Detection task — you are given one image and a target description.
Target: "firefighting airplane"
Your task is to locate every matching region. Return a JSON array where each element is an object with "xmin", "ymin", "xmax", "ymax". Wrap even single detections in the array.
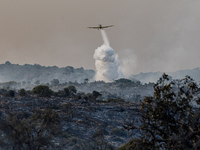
[{"xmin": 88, "ymin": 24, "xmax": 114, "ymax": 30}]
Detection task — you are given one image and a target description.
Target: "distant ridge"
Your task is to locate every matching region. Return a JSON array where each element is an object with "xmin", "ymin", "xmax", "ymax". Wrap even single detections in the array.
[
  {"xmin": 1, "ymin": 61, "xmax": 200, "ymax": 84},
  {"xmin": 130, "ymin": 67, "xmax": 200, "ymax": 83},
  {"xmin": 0, "ymin": 61, "xmax": 95, "ymax": 83}
]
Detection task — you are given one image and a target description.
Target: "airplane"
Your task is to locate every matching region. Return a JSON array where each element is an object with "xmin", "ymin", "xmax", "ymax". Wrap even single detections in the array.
[{"xmin": 88, "ymin": 24, "xmax": 114, "ymax": 30}]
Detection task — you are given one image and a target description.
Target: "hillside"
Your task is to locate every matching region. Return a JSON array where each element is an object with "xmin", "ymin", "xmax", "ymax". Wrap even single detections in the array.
[
  {"xmin": 0, "ymin": 87, "xmax": 138, "ymax": 149},
  {"xmin": 1, "ymin": 61, "xmax": 200, "ymax": 87},
  {"xmin": 0, "ymin": 61, "xmax": 95, "ymax": 83},
  {"xmin": 131, "ymin": 67, "xmax": 200, "ymax": 83}
]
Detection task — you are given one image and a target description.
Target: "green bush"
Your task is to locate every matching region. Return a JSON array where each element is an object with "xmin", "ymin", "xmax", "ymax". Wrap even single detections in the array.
[
  {"xmin": 4, "ymin": 90, "xmax": 15, "ymax": 97},
  {"xmin": 32, "ymin": 85, "xmax": 53, "ymax": 97},
  {"xmin": 19, "ymin": 88, "xmax": 26, "ymax": 96}
]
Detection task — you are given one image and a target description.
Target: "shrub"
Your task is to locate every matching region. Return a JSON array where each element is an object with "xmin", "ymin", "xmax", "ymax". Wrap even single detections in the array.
[
  {"xmin": 56, "ymin": 90, "xmax": 66, "ymax": 97},
  {"xmin": 64, "ymin": 87, "xmax": 70, "ymax": 96},
  {"xmin": 68, "ymin": 85, "xmax": 77, "ymax": 94},
  {"xmin": 0, "ymin": 109, "xmax": 60, "ymax": 150},
  {"xmin": 5, "ymin": 90, "xmax": 15, "ymax": 97},
  {"xmin": 92, "ymin": 90, "xmax": 102, "ymax": 99},
  {"xmin": 32, "ymin": 85, "xmax": 53, "ymax": 97},
  {"xmin": 19, "ymin": 88, "xmax": 26, "ymax": 96}
]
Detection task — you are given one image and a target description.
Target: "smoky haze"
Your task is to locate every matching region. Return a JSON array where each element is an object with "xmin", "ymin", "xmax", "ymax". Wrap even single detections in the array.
[{"xmin": 0, "ymin": 0, "xmax": 200, "ymax": 75}]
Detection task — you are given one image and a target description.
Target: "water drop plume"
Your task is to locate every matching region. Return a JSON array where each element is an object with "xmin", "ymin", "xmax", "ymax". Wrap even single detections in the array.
[{"xmin": 93, "ymin": 30, "xmax": 124, "ymax": 82}]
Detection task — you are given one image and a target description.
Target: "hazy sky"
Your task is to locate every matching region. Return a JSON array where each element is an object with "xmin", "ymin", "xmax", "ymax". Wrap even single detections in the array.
[{"xmin": 0, "ymin": 0, "xmax": 200, "ymax": 75}]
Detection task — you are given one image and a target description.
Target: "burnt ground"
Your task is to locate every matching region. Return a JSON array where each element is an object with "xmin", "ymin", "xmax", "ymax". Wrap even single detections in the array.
[{"xmin": 0, "ymin": 95, "xmax": 140, "ymax": 149}]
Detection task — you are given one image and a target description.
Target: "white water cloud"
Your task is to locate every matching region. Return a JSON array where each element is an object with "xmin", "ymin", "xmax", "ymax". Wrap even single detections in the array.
[{"xmin": 93, "ymin": 30, "xmax": 124, "ymax": 82}]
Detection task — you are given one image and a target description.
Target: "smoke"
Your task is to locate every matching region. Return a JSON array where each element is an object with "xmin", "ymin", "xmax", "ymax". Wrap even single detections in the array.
[
  {"xmin": 93, "ymin": 30, "xmax": 124, "ymax": 82},
  {"xmin": 120, "ymin": 49, "xmax": 137, "ymax": 78}
]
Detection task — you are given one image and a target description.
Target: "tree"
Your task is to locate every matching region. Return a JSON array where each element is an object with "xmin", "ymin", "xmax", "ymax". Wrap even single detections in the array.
[
  {"xmin": 68, "ymin": 85, "xmax": 77, "ymax": 94},
  {"xmin": 19, "ymin": 88, "xmax": 26, "ymax": 96},
  {"xmin": 0, "ymin": 109, "xmax": 60, "ymax": 150},
  {"xmin": 123, "ymin": 74, "xmax": 200, "ymax": 149},
  {"xmin": 32, "ymin": 85, "xmax": 53, "ymax": 97},
  {"xmin": 64, "ymin": 87, "xmax": 70, "ymax": 96},
  {"xmin": 92, "ymin": 90, "xmax": 102, "ymax": 99},
  {"xmin": 5, "ymin": 90, "xmax": 15, "ymax": 97},
  {"xmin": 5, "ymin": 61, "xmax": 11, "ymax": 65},
  {"xmin": 115, "ymin": 78, "xmax": 132, "ymax": 83}
]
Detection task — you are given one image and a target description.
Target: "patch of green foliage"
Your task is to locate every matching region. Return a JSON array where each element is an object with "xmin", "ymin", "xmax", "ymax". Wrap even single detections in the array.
[
  {"xmin": 32, "ymin": 85, "xmax": 53, "ymax": 97},
  {"xmin": 4, "ymin": 90, "xmax": 15, "ymax": 97},
  {"xmin": 122, "ymin": 74, "xmax": 200, "ymax": 149},
  {"xmin": 18, "ymin": 88, "xmax": 26, "ymax": 96}
]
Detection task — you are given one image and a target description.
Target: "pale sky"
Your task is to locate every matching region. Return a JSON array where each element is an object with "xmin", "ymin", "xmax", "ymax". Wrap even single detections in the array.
[{"xmin": 0, "ymin": 0, "xmax": 200, "ymax": 75}]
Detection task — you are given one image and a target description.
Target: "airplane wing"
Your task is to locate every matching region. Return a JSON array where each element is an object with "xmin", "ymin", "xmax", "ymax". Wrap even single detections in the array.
[
  {"xmin": 87, "ymin": 27, "xmax": 100, "ymax": 29},
  {"xmin": 102, "ymin": 25, "xmax": 114, "ymax": 28},
  {"xmin": 87, "ymin": 25, "xmax": 114, "ymax": 29}
]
